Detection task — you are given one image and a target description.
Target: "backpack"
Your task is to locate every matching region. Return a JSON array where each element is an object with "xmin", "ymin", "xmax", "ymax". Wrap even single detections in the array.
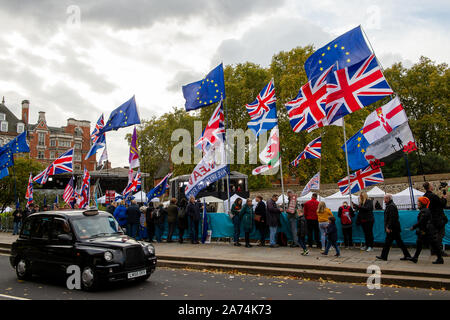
[{"xmin": 276, "ymin": 232, "xmax": 288, "ymax": 247}]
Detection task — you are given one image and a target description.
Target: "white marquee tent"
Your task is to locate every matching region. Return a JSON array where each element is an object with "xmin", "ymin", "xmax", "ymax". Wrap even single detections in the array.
[
  {"xmin": 392, "ymin": 187, "xmax": 424, "ymax": 207},
  {"xmin": 324, "ymin": 191, "xmax": 359, "ymax": 212},
  {"xmin": 97, "ymin": 192, "xmax": 122, "ymax": 204}
]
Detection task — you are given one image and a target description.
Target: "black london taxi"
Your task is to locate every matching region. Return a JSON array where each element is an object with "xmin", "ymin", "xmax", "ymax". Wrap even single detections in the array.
[{"xmin": 10, "ymin": 208, "xmax": 157, "ymax": 291}]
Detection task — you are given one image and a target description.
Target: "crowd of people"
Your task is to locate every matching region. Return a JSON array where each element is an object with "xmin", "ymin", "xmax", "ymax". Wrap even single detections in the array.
[{"xmin": 7, "ymin": 182, "xmax": 448, "ymax": 265}]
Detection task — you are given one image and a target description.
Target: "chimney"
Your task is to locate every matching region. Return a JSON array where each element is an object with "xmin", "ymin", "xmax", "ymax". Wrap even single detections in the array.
[
  {"xmin": 21, "ymin": 100, "xmax": 29, "ymax": 125},
  {"xmin": 38, "ymin": 111, "xmax": 46, "ymax": 124}
]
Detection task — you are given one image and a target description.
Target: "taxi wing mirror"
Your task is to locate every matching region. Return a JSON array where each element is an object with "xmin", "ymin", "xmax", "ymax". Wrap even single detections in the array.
[{"xmin": 57, "ymin": 234, "xmax": 73, "ymax": 242}]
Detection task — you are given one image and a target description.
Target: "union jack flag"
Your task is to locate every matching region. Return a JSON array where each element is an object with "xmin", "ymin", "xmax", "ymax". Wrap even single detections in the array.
[
  {"xmin": 123, "ymin": 171, "xmax": 142, "ymax": 197},
  {"xmin": 324, "ymin": 54, "xmax": 393, "ymax": 124},
  {"xmin": 291, "ymin": 136, "xmax": 322, "ymax": 167},
  {"xmin": 25, "ymin": 173, "xmax": 33, "ymax": 208},
  {"xmin": 85, "ymin": 114, "xmax": 106, "ymax": 160},
  {"xmin": 77, "ymin": 168, "xmax": 90, "ymax": 209},
  {"xmin": 286, "ymin": 66, "xmax": 334, "ymax": 133},
  {"xmin": 338, "ymin": 165, "xmax": 384, "ymax": 195},
  {"xmin": 246, "ymin": 79, "xmax": 278, "ymax": 138},
  {"xmin": 301, "ymin": 172, "xmax": 320, "ymax": 196},
  {"xmin": 33, "ymin": 148, "xmax": 74, "ymax": 184},
  {"xmin": 195, "ymin": 100, "xmax": 225, "ymax": 152},
  {"xmin": 63, "ymin": 176, "xmax": 76, "ymax": 209}
]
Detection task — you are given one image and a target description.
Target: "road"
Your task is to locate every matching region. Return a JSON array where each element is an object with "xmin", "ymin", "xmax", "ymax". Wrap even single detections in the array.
[{"xmin": 0, "ymin": 254, "xmax": 449, "ymax": 300}]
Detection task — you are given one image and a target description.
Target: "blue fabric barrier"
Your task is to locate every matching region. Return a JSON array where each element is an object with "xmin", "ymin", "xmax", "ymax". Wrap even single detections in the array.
[{"xmin": 140, "ymin": 210, "xmax": 450, "ymax": 245}]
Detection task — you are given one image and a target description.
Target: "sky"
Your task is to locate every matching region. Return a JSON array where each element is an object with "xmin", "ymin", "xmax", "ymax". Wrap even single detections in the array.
[{"xmin": 0, "ymin": 0, "xmax": 448, "ymax": 167}]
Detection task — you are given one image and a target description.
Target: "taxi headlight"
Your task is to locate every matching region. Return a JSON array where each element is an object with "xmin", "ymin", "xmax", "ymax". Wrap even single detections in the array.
[
  {"xmin": 104, "ymin": 251, "xmax": 113, "ymax": 262},
  {"xmin": 147, "ymin": 245, "xmax": 155, "ymax": 255}
]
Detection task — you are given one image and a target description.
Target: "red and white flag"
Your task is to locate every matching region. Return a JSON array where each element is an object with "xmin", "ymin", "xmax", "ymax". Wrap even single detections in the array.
[{"xmin": 362, "ymin": 97, "xmax": 408, "ymax": 144}]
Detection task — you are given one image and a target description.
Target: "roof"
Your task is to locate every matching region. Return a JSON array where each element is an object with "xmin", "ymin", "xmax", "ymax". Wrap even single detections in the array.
[
  {"xmin": 0, "ymin": 102, "xmax": 22, "ymax": 134},
  {"xmin": 29, "ymin": 209, "xmax": 109, "ymax": 219}
]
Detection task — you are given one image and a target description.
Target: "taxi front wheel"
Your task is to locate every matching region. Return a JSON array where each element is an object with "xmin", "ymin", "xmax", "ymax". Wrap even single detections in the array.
[
  {"xmin": 16, "ymin": 258, "xmax": 32, "ymax": 280},
  {"xmin": 81, "ymin": 266, "xmax": 99, "ymax": 291}
]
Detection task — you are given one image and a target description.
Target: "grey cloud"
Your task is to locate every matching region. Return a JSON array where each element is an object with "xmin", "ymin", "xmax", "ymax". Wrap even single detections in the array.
[
  {"xmin": 166, "ymin": 70, "xmax": 204, "ymax": 92},
  {"xmin": 0, "ymin": 0, "xmax": 286, "ymax": 30},
  {"xmin": 378, "ymin": 52, "xmax": 413, "ymax": 69},
  {"xmin": 213, "ymin": 18, "xmax": 331, "ymax": 67}
]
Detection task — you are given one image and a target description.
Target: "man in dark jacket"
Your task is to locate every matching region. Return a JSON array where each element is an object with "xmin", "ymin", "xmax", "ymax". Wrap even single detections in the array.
[
  {"xmin": 423, "ymin": 182, "xmax": 448, "ymax": 257},
  {"xmin": 377, "ymin": 194, "xmax": 411, "ymax": 261},
  {"xmin": 166, "ymin": 198, "xmax": 178, "ymax": 242},
  {"xmin": 186, "ymin": 196, "xmax": 202, "ymax": 244},
  {"xmin": 154, "ymin": 204, "xmax": 167, "ymax": 243},
  {"xmin": 126, "ymin": 200, "xmax": 140, "ymax": 238},
  {"xmin": 145, "ymin": 203, "xmax": 155, "ymax": 242},
  {"xmin": 177, "ymin": 198, "xmax": 189, "ymax": 244},
  {"xmin": 254, "ymin": 196, "xmax": 267, "ymax": 246},
  {"xmin": 106, "ymin": 201, "xmax": 117, "ymax": 215},
  {"xmin": 266, "ymin": 195, "xmax": 281, "ymax": 248}
]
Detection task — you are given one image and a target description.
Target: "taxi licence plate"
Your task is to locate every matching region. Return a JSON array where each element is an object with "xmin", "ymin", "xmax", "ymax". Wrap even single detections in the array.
[{"xmin": 127, "ymin": 269, "xmax": 147, "ymax": 279}]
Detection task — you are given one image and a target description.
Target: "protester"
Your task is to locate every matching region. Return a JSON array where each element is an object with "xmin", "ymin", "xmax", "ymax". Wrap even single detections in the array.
[
  {"xmin": 154, "ymin": 204, "xmax": 167, "ymax": 243},
  {"xmin": 145, "ymin": 202, "xmax": 155, "ymax": 242},
  {"xmin": 297, "ymin": 206, "xmax": 309, "ymax": 256},
  {"xmin": 231, "ymin": 198, "xmax": 243, "ymax": 246},
  {"xmin": 321, "ymin": 216, "xmax": 340, "ymax": 257},
  {"xmin": 353, "ymin": 191, "xmax": 374, "ymax": 252},
  {"xmin": 254, "ymin": 196, "xmax": 267, "ymax": 246},
  {"xmin": 338, "ymin": 201, "xmax": 355, "ymax": 249},
  {"xmin": 375, "ymin": 200, "xmax": 383, "ymax": 210},
  {"xmin": 303, "ymin": 193, "xmax": 321, "ymax": 249},
  {"xmin": 408, "ymin": 197, "xmax": 444, "ymax": 264},
  {"xmin": 423, "ymin": 182, "xmax": 448, "ymax": 257},
  {"xmin": 113, "ymin": 201, "xmax": 128, "ymax": 232},
  {"xmin": 317, "ymin": 201, "xmax": 333, "ymax": 251},
  {"xmin": 186, "ymin": 196, "xmax": 201, "ymax": 244},
  {"xmin": 139, "ymin": 206, "xmax": 147, "ymax": 240},
  {"xmin": 12, "ymin": 208, "xmax": 23, "ymax": 235},
  {"xmin": 106, "ymin": 201, "xmax": 117, "ymax": 215},
  {"xmin": 266, "ymin": 194, "xmax": 281, "ymax": 248},
  {"xmin": 239, "ymin": 198, "xmax": 255, "ymax": 248},
  {"xmin": 376, "ymin": 194, "xmax": 411, "ymax": 261},
  {"xmin": 177, "ymin": 198, "xmax": 189, "ymax": 244},
  {"xmin": 126, "ymin": 200, "xmax": 141, "ymax": 239},
  {"xmin": 166, "ymin": 198, "xmax": 178, "ymax": 243},
  {"xmin": 286, "ymin": 190, "xmax": 300, "ymax": 248}
]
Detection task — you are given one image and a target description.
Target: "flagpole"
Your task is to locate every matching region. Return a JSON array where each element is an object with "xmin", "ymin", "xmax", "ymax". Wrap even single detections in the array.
[
  {"xmin": 342, "ymin": 117, "xmax": 353, "ymax": 205},
  {"xmin": 223, "ymin": 97, "xmax": 231, "ymax": 214}
]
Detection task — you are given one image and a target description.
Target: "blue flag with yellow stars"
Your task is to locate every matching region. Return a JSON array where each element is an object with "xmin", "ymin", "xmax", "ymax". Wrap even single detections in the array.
[
  {"xmin": 0, "ymin": 131, "xmax": 30, "ymax": 156},
  {"xmin": 0, "ymin": 168, "xmax": 8, "ymax": 180},
  {"xmin": 182, "ymin": 63, "xmax": 226, "ymax": 111},
  {"xmin": 342, "ymin": 129, "xmax": 370, "ymax": 171},
  {"xmin": 99, "ymin": 96, "xmax": 141, "ymax": 134},
  {"xmin": 0, "ymin": 149, "xmax": 13, "ymax": 172},
  {"xmin": 304, "ymin": 26, "xmax": 371, "ymax": 81},
  {"xmin": 146, "ymin": 173, "xmax": 172, "ymax": 202}
]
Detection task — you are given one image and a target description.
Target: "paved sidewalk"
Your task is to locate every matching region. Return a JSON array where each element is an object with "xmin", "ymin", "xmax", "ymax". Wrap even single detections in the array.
[{"xmin": 2, "ymin": 232, "xmax": 449, "ymax": 286}]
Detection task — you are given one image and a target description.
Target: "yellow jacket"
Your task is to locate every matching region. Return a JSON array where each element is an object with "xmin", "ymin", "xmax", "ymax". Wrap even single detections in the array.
[{"xmin": 317, "ymin": 208, "xmax": 333, "ymax": 223}]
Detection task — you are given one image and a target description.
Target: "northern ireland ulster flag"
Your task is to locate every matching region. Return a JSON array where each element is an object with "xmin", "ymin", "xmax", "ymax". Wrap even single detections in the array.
[{"xmin": 362, "ymin": 97, "xmax": 408, "ymax": 144}]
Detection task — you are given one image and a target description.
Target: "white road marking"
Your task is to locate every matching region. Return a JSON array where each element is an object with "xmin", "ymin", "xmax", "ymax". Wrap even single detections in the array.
[{"xmin": 0, "ymin": 293, "xmax": 30, "ymax": 300}]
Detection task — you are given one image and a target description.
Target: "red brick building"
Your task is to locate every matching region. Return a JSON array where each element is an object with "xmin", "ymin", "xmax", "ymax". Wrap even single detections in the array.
[{"xmin": 0, "ymin": 98, "xmax": 95, "ymax": 171}]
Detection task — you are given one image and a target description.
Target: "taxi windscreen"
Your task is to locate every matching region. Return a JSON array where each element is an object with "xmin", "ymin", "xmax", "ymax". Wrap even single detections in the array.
[{"xmin": 71, "ymin": 215, "xmax": 123, "ymax": 239}]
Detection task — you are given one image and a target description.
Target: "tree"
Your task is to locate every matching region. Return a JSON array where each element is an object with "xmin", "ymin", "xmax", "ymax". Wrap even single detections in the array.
[{"xmin": 0, "ymin": 157, "xmax": 44, "ymax": 210}]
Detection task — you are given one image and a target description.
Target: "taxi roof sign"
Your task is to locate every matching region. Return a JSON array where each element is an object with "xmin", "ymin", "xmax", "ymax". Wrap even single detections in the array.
[{"xmin": 83, "ymin": 207, "xmax": 99, "ymax": 216}]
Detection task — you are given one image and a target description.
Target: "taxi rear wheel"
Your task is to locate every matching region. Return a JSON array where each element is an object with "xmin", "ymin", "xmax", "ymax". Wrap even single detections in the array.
[
  {"xmin": 15, "ymin": 258, "xmax": 32, "ymax": 280},
  {"xmin": 81, "ymin": 266, "xmax": 99, "ymax": 291}
]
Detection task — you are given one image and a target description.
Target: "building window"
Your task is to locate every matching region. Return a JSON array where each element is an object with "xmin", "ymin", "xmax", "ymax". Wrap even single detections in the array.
[
  {"xmin": 74, "ymin": 143, "xmax": 81, "ymax": 150},
  {"xmin": 17, "ymin": 123, "xmax": 25, "ymax": 133},
  {"xmin": 74, "ymin": 153, "xmax": 81, "ymax": 161},
  {"xmin": 0, "ymin": 113, "xmax": 5, "ymax": 121},
  {"xmin": 0, "ymin": 121, "xmax": 8, "ymax": 132},
  {"xmin": 38, "ymin": 133, "xmax": 46, "ymax": 146},
  {"xmin": 38, "ymin": 151, "xmax": 45, "ymax": 159},
  {"xmin": 50, "ymin": 151, "xmax": 55, "ymax": 159},
  {"xmin": 59, "ymin": 140, "xmax": 71, "ymax": 148},
  {"xmin": 50, "ymin": 139, "xmax": 56, "ymax": 147},
  {"xmin": 74, "ymin": 164, "xmax": 81, "ymax": 170}
]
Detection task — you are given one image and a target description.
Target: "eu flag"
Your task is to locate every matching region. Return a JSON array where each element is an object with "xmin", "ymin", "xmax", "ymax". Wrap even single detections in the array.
[
  {"xmin": 146, "ymin": 173, "xmax": 172, "ymax": 202},
  {"xmin": 0, "ymin": 168, "xmax": 8, "ymax": 180},
  {"xmin": 0, "ymin": 131, "xmax": 30, "ymax": 155},
  {"xmin": 182, "ymin": 64, "xmax": 226, "ymax": 111},
  {"xmin": 342, "ymin": 129, "xmax": 370, "ymax": 171},
  {"xmin": 0, "ymin": 150, "xmax": 13, "ymax": 171},
  {"xmin": 100, "ymin": 96, "xmax": 141, "ymax": 134},
  {"xmin": 304, "ymin": 26, "xmax": 371, "ymax": 80}
]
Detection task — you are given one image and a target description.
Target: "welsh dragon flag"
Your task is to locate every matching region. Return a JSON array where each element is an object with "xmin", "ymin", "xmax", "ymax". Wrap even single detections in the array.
[{"xmin": 252, "ymin": 126, "xmax": 280, "ymax": 175}]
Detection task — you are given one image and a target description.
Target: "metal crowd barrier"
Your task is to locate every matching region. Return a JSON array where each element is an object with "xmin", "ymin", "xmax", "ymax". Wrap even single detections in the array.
[{"xmin": 0, "ymin": 215, "xmax": 14, "ymax": 232}]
